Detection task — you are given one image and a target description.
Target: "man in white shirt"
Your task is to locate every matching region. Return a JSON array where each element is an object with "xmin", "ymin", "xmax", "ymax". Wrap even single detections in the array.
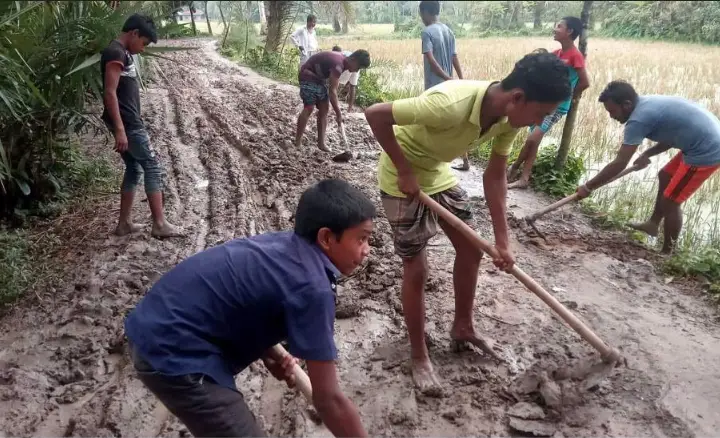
[
  {"xmin": 291, "ymin": 15, "xmax": 318, "ymax": 68},
  {"xmin": 332, "ymin": 46, "xmax": 360, "ymax": 110}
]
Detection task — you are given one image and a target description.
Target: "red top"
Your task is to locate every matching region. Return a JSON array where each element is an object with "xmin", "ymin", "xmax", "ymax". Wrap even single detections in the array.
[
  {"xmin": 553, "ymin": 46, "xmax": 585, "ymax": 69},
  {"xmin": 299, "ymin": 51, "xmax": 346, "ymax": 84}
]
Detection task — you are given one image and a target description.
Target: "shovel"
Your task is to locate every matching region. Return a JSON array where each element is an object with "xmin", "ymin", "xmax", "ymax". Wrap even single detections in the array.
[
  {"xmin": 418, "ymin": 192, "xmax": 622, "ymax": 366},
  {"xmin": 270, "ymin": 344, "xmax": 313, "ymax": 401},
  {"xmin": 525, "ymin": 165, "xmax": 642, "ymax": 223},
  {"xmin": 338, "ymin": 121, "xmax": 349, "ymax": 149}
]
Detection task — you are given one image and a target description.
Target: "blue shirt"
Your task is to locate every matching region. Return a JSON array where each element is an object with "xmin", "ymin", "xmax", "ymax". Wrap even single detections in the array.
[
  {"xmin": 421, "ymin": 23, "xmax": 456, "ymax": 90},
  {"xmin": 623, "ymin": 96, "xmax": 720, "ymax": 166},
  {"xmin": 124, "ymin": 231, "xmax": 339, "ymax": 391}
]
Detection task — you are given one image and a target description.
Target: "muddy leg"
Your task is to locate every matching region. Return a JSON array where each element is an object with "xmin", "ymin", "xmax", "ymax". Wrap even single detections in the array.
[
  {"xmin": 660, "ymin": 198, "xmax": 682, "ymax": 254},
  {"xmin": 509, "ymin": 128, "xmax": 544, "ymax": 190},
  {"xmin": 116, "ymin": 190, "xmax": 143, "ymax": 236},
  {"xmin": 629, "ymin": 169, "xmax": 670, "ymax": 237},
  {"xmin": 316, "ymin": 100, "xmax": 330, "ymax": 152},
  {"xmin": 439, "ymin": 220, "xmax": 502, "ymax": 360},
  {"xmin": 401, "ymin": 249, "xmax": 442, "ymax": 394},
  {"xmin": 295, "ymin": 106, "xmax": 314, "ymax": 148}
]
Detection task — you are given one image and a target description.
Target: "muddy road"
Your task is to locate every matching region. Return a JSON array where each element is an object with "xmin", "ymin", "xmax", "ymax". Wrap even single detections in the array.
[{"xmin": 1, "ymin": 39, "xmax": 719, "ymax": 437}]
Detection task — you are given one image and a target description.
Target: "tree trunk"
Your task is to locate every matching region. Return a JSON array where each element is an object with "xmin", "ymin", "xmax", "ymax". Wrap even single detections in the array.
[
  {"xmin": 189, "ymin": 1, "xmax": 197, "ymax": 36},
  {"xmin": 265, "ymin": 1, "xmax": 294, "ymax": 53},
  {"xmin": 342, "ymin": 14, "xmax": 349, "ymax": 34},
  {"xmin": 204, "ymin": 1, "xmax": 212, "ymax": 35},
  {"xmin": 534, "ymin": 1, "xmax": 544, "ymax": 29},
  {"xmin": 258, "ymin": 1, "xmax": 267, "ymax": 35},
  {"xmin": 555, "ymin": 0, "xmax": 593, "ymax": 170},
  {"xmin": 219, "ymin": 1, "xmax": 229, "ymax": 48},
  {"xmin": 333, "ymin": 12, "xmax": 342, "ymax": 33},
  {"xmin": 509, "ymin": 1, "xmax": 522, "ymax": 29}
]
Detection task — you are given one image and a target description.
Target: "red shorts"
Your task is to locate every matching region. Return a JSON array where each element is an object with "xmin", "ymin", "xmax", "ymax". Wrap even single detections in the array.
[{"xmin": 662, "ymin": 153, "xmax": 720, "ymax": 203}]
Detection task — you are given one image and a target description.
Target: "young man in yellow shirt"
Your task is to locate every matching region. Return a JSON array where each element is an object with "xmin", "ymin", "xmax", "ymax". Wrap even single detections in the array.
[{"xmin": 365, "ymin": 52, "xmax": 571, "ymax": 394}]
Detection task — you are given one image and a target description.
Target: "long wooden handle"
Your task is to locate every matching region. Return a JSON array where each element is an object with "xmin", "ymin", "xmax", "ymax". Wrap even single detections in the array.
[
  {"xmin": 270, "ymin": 344, "xmax": 313, "ymax": 402},
  {"xmin": 418, "ymin": 192, "xmax": 620, "ymax": 363},
  {"xmin": 526, "ymin": 165, "xmax": 642, "ymax": 222}
]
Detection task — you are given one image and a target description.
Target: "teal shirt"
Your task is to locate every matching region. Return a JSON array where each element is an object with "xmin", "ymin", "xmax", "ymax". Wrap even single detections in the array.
[{"xmin": 554, "ymin": 47, "xmax": 585, "ymax": 113}]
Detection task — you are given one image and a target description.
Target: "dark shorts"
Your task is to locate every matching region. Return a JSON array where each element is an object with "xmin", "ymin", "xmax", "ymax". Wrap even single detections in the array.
[
  {"xmin": 129, "ymin": 344, "xmax": 265, "ymax": 437},
  {"xmin": 380, "ymin": 185, "xmax": 473, "ymax": 258},
  {"xmin": 299, "ymin": 81, "xmax": 328, "ymax": 107}
]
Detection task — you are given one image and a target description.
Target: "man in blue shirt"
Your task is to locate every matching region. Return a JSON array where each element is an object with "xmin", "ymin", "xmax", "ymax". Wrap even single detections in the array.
[
  {"xmin": 125, "ymin": 179, "xmax": 376, "ymax": 437},
  {"xmin": 419, "ymin": 1, "xmax": 463, "ymax": 91},
  {"xmin": 576, "ymin": 80, "xmax": 720, "ymax": 253}
]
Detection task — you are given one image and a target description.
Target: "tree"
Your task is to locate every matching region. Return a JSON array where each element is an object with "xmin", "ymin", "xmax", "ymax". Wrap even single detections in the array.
[
  {"xmin": 204, "ymin": 1, "xmax": 212, "ymax": 35},
  {"xmin": 189, "ymin": 1, "xmax": 197, "ymax": 36},
  {"xmin": 258, "ymin": 1, "xmax": 267, "ymax": 34},
  {"xmin": 534, "ymin": 1, "xmax": 544, "ymax": 29},
  {"xmin": 555, "ymin": 1, "xmax": 593, "ymax": 170},
  {"xmin": 264, "ymin": 1, "xmax": 296, "ymax": 53}
]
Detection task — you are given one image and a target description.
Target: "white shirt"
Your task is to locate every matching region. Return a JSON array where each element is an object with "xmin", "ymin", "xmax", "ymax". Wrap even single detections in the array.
[
  {"xmin": 338, "ymin": 50, "xmax": 360, "ymax": 86},
  {"xmin": 291, "ymin": 26, "xmax": 318, "ymax": 66}
]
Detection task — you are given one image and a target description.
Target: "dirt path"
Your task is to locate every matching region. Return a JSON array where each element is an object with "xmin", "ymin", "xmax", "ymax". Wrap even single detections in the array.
[{"xmin": 1, "ymin": 39, "xmax": 719, "ymax": 437}]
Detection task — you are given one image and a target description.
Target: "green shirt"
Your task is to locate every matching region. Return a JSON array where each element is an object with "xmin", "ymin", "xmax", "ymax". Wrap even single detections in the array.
[{"xmin": 377, "ymin": 80, "xmax": 518, "ymax": 197}]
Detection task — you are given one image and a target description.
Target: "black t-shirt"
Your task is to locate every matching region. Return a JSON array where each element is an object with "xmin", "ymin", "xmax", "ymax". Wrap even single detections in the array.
[{"xmin": 101, "ymin": 40, "xmax": 143, "ymax": 131}]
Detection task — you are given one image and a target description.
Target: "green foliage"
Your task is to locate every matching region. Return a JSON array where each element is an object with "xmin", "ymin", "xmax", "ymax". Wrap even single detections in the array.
[
  {"xmin": 600, "ymin": 1, "xmax": 720, "ymax": 45},
  {"xmin": 0, "ymin": 229, "xmax": 30, "ymax": 309},
  {"xmin": 664, "ymin": 247, "xmax": 720, "ymax": 300},
  {"xmin": 354, "ymin": 68, "xmax": 395, "ymax": 107},
  {"xmin": 528, "ymin": 146, "xmax": 585, "ymax": 198}
]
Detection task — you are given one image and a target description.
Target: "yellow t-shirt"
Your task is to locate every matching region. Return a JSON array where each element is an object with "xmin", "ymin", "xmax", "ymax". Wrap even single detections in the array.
[{"xmin": 377, "ymin": 80, "xmax": 519, "ymax": 198}]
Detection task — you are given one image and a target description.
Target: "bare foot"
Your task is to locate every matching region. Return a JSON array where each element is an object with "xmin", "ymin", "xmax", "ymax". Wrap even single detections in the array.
[
  {"xmin": 627, "ymin": 221, "xmax": 659, "ymax": 237},
  {"xmin": 451, "ymin": 328, "xmax": 503, "ymax": 361},
  {"xmin": 411, "ymin": 358, "xmax": 443, "ymax": 397},
  {"xmin": 317, "ymin": 144, "xmax": 331, "ymax": 152},
  {"xmin": 507, "ymin": 165, "xmax": 520, "ymax": 182},
  {"xmin": 151, "ymin": 222, "xmax": 186, "ymax": 239},
  {"xmin": 508, "ymin": 179, "xmax": 530, "ymax": 190},
  {"xmin": 114, "ymin": 222, "xmax": 145, "ymax": 236},
  {"xmin": 294, "ymin": 139, "xmax": 302, "ymax": 148}
]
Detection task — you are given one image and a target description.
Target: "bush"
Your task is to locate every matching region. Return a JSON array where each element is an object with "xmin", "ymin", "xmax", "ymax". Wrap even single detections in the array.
[
  {"xmin": 527, "ymin": 146, "xmax": 585, "ymax": 198},
  {"xmin": 664, "ymin": 247, "xmax": 720, "ymax": 300},
  {"xmin": 355, "ymin": 69, "xmax": 395, "ymax": 108}
]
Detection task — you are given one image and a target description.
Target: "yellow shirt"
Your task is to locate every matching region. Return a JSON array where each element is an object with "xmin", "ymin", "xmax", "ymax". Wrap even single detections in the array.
[{"xmin": 377, "ymin": 80, "xmax": 519, "ymax": 198}]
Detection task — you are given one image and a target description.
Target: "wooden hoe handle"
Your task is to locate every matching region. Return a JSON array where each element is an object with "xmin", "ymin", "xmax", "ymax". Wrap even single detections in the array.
[
  {"xmin": 526, "ymin": 165, "xmax": 642, "ymax": 222},
  {"xmin": 418, "ymin": 192, "xmax": 620, "ymax": 363},
  {"xmin": 270, "ymin": 344, "xmax": 314, "ymax": 402}
]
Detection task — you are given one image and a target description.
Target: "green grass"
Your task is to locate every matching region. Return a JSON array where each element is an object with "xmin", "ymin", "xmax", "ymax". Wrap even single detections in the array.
[{"xmin": 0, "ymin": 230, "xmax": 31, "ymax": 309}]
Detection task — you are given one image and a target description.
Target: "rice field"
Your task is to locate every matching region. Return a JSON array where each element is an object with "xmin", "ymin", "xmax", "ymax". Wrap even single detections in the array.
[{"xmin": 318, "ymin": 36, "xmax": 720, "ymax": 249}]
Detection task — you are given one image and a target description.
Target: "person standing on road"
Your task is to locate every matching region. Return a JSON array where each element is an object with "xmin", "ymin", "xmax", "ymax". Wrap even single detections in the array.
[
  {"xmin": 364, "ymin": 52, "xmax": 570, "ymax": 395},
  {"xmin": 101, "ymin": 13, "xmax": 184, "ymax": 238},
  {"xmin": 418, "ymin": 1, "xmax": 470, "ymax": 171},
  {"xmin": 295, "ymin": 50, "xmax": 371, "ymax": 152},
  {"xmin": 332, "ymin": 45, "xmax": 361, "ymax": 111},
  {"xmin": 507, "ymin": 16, "xmax": 591, "ymax": 187},
  {"xmin": 291, "ymin": 14, "xmax": 319, "ymax": 69},
  {"xmin": 576, "ymin": 80, "xmax": 720, "ymax": 254},
  {"xmin": 125, "ymin": 179, "xmax": 374, "ymax": 438}
]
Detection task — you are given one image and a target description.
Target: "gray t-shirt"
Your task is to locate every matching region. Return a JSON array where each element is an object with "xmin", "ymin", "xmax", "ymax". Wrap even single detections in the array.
[
  {"xmin": 623, "ymin": 96, "xmax": 720, "ymax": 166},
  {"xmin": 421, "ymin": 23, "xmax": 456, "ymax": 91}
]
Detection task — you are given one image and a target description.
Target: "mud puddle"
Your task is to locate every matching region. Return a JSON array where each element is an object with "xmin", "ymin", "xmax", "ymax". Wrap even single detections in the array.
[{"xmin": 0, "ymin": 38, "xmax": 719, "ymax": 437}]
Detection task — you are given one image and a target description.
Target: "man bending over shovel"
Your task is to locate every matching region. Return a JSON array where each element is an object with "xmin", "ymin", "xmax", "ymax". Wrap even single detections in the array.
[
  {"xmin": 365, "ymin": 52, "xmax": 570, "ymax": 394},
  {"xmin": 125, "ymin": 179, "xmax": 373, "ymax": 437},
  {"xmin": 576, "ymin": 80, "xmax": 720, "ymax": 253},
  {"xmin": 295, "ymin": 50, "xmax": 371, "ymax": 152}
]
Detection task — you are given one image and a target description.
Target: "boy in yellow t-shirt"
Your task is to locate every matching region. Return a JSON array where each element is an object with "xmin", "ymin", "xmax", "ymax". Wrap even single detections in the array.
[{"xmin": 364, "ymin": 52, "xmax": 570, "ymax": 395}]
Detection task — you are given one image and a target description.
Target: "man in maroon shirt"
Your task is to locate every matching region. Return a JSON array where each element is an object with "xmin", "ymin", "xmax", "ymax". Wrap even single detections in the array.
[{"xmin": 295, "ymin": 50, "xmax": 371, "ymax": 152}]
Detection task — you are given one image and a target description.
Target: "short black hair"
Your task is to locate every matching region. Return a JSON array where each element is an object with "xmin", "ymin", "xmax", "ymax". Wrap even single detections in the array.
[
  {"xmin": 419, "ymin": 1, "xmax": 440, "ymax": 16},
  {"xmin": 501, "ymin": 52, "xmax": 571, "ymax": 103},
  {"xmin": 562, "ymin": 16, "xmax": 583, "ymax": 41},
  {"xmin": 122, "ymin": 13, "xmax": 158, "ymax": 44},
  {"xmin": 349, "ymin": 49, "xmax": 371, "ymax": 69},
  {"xmin": 598, "ymin": 80, "xmax": 639, "ymax": 105},
  {"xmin": 294, "ymin": 179, "xmax": 376, "ymax": 241},
  {"xmin": 332, "ymin": 45, "xmax": 342, "ymax": 52},
  {"xmin": 307, "ymin": 14, "xmax": 317, "ymax": 23}
]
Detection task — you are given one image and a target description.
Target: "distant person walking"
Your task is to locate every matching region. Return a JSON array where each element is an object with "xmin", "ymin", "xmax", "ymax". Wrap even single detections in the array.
[{"xmin": 291, "ymin": 15, "xmax": 318, "ymax": 69}]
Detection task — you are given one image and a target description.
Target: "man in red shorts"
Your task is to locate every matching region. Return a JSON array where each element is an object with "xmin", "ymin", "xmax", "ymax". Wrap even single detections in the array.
[
  {"xmin": 576, "ymin": 80, "xmax": 720, "ymax": 253},
  {"xmin": 294, "ymin": 50, "xmax": 370, "ymax": 152}
]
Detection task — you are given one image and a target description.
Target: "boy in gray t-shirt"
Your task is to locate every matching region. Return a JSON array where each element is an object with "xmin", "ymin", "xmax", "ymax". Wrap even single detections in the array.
[{"xmin": 419, "ymin": 1, "xmax": 463, "ymax": 91}]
